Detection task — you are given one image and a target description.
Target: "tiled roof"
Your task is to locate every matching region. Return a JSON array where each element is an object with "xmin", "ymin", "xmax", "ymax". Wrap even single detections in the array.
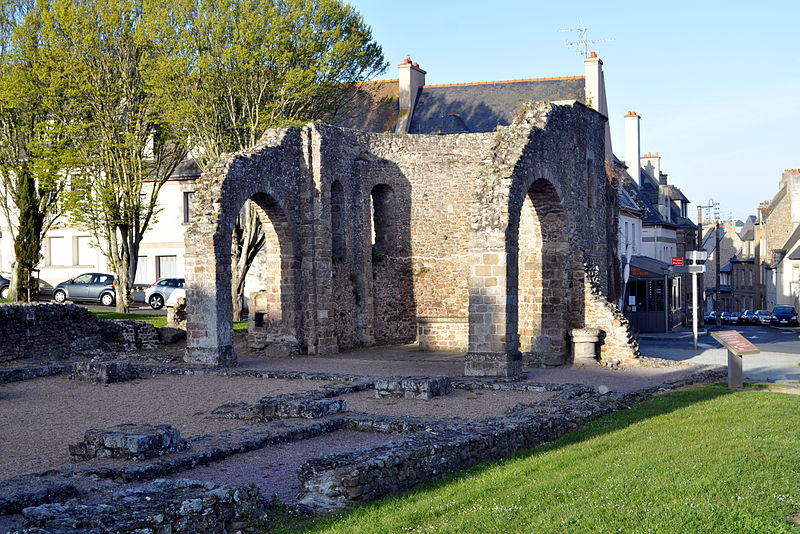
[{"xmin": 408, "ymin": 77, "xmax": 585, "ymax": 134}]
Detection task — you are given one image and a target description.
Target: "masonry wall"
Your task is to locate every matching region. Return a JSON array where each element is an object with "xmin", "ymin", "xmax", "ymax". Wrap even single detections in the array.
[{"xmin": 185, "ymin": 102, "xmax": 636, "ymax": 368}]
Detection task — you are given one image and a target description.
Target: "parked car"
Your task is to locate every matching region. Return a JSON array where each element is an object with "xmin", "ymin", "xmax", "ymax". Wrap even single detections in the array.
[
  {"xmin": 740, "ymin": 309, "xmax": 755, "ymax": 325},
  {"xmin": 0, "ymin": 272, "xmax": 9, "ymax": 299},
  {"xmin": 144, "ymin": 278, "xmax": 185, "ymax": 310},
  {"xmin": 770, "ymin": 305, "xmax": 799, "ymax": 327},
  {"xmin": 705, "ymin": 311, "xmax": 717, "ymax": 323},
  {"xmin": 52, "ymin": 273, "xmax": 116, "ymax": 306},
  {"xmin": 730, "ymin": 312, "xmax": 742, "ymax": 325},
  {"xmin": 720, "ymin": 311, "xmax": 732, "ymax": 324},
  {"xmin": 754, "ymin": 310, "xmax": 772, "ymax": 325}
]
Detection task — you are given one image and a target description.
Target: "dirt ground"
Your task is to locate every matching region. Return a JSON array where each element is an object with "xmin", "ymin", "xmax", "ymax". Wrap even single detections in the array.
[{"xmin": 0, "ymin": 374, "xmax": 336, "ymax": 479}]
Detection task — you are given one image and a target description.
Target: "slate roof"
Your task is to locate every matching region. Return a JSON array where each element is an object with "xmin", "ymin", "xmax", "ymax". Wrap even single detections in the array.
[
  {"xmin": 738, "ymin": 215, "xmax": 756, "ymax": 241},
  {"xmin": 628, "ymin": 254, "xmax": 671, "ymax": 277},
  {"xmin": 408, "ymin": 77, "xmax": 586, "ymax": 134},
  {"xmin": 781, "ymin": 224, "xmax": 800, "ymax": 261}
]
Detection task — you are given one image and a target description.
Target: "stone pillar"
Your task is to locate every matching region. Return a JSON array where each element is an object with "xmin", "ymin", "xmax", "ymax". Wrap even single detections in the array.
[
  {"xmin": 465, "ymin": 250, "xmax": 521, "ymax": 377},
  {"xmin": 570, "ymin": 327, "xmax": 601, "ymax": 366},
  {"xmin": 184, "ymin": 224, "xmax": 236, "ymax": 367}
]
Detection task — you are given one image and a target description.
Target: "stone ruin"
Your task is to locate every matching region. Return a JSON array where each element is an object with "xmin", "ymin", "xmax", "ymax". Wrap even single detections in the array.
[{"xmin": 184, "ymin": 100, "xmax": 639, "ymax": 374}]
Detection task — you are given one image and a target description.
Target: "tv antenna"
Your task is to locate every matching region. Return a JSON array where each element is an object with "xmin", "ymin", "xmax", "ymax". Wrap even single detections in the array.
[{"xmin": 558, "ymin": 22, "xmax": 614, "ymax": 57}]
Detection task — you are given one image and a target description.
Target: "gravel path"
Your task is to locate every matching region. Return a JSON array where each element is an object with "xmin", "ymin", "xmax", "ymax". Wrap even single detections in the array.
[
  {"xmin": 162, "ymin": 430, "xmax": 398, "ymax": 501},
  {"xmin": 0, "ymin": 374, "xmax": 334, "ymax": 480},
  {"xmin": 344, "ymin": 388, "xmax": 555, "ymax": 419}
]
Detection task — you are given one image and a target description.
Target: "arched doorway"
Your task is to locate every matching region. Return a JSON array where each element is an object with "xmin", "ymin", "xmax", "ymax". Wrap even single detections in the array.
[
  {"xmin": 243, "ymin": 192, "xmax": 301, "ymax": 354},
  {"xmin": 516, "ymin": 178, "xmax": 569, "ymax": 364}
]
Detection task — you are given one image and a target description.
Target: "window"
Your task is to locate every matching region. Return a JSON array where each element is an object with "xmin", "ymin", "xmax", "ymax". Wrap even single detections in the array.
[
  {"xmin": 183, "ymin": 191, "xmax": 195, "ymax": 223},
  {"xmin": 76, "ymin": 236, "xmax": 93, "ymax": 266},
  {"xmin": 73, "ymin": 273, "xmax": 93, "ymax": 284},
  {"xmin": 156, "ymin": 255, "xmax": 177, "ymax": 279},
  {"xmin": 47, "ymin": 236, "xmax": 70, "ymax": 266},
  {"xmin": 134, "ymin": 256, "xmax": 149, "ymax": 285}
]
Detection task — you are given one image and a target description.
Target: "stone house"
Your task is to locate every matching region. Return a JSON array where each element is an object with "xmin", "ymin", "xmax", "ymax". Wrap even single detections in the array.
[
  {"xmin": 616, "ymin": 112, "xmax": 697, "ymax": 332},
  {"xmin": 757, "ymin": 169, "xmax": 800, "ymax": 310}
]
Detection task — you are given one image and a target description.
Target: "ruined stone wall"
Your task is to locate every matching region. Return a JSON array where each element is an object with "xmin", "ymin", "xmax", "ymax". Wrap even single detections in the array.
[
  {"xmin": 185, "ymin": 103, "xmax": 635, "ymax": 368},
  {"xmin": 0, "ymin": 304, "xmax": 158, "ymax": 361}
]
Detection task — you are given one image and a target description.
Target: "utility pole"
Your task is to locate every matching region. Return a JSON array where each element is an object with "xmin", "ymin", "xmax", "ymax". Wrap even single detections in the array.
[
  {"xmin": 699, "ymin": 199, "xmax": 720, "ymax": 328},
  {"xmin": 716, "ymin": 216, "xmax": 721, "ymax": 328}
]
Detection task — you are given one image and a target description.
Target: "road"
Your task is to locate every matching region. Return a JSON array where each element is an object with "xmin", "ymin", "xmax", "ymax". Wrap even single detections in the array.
[{"xmin": 638, "ymin": 324, "xmax": 800, "ymax": 384}]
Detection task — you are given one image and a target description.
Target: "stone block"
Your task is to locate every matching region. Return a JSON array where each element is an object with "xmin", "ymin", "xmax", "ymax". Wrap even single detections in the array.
[
  {"xmin": 70, "ymin": 360, "xmax": 139, "ymax": 384},
  {"xmin": 374, "ymin": 376, "xmax": 451, "ymax": 400},
  {"xmin": 69, "ymin": 423, "xmax": 188, "ymax": 461}
]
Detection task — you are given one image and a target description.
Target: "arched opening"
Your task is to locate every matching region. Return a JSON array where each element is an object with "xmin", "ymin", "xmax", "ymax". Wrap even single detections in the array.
[
  {"xmin": 240, "ymin": 192, "xmax": 301, "ymax": 354},
  {"xmin": 370, "ymin": 184, "xmax": 394, "ymax": 256},
  {"xmin": 517, "ymin": 179, "xmax": 569, "ymax": 362},
  {"xmin": 365, "ymin": 182, "xmax": 415, "ymax": 344}
]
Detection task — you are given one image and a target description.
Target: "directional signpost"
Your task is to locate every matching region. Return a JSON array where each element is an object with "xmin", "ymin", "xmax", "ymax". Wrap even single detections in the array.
[
  {"xmin": 686, "ymin": 251, "xmax": 708, "ymax": 349},
  {"xmin": 710, "ymin": 330, "xmax": 760, "ymax": 389}
]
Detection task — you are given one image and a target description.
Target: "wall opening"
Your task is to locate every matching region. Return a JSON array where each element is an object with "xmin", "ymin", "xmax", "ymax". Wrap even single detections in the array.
[
  {"xmin": 240, "ymin": 192, "xmax": 301, "ymax": 352},
  {"xmin": 516, "ymin": 179, "xmax": 569, "ymax": 359}
]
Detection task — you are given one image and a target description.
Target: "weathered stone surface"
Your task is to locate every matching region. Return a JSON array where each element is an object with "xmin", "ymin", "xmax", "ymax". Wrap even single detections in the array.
[
  {"xmin": 70, "ymin": 360, "xmax": 139, "ymax": 384},
  {"xmin": 0, "ymin": 304, "xmax": 161, "ymax": 363},
  {"xmin": 158, "ymin": 326, "xmax": 187, "ymax": 344},
  {"xmin": 167, "ymin": 297, "xmax": 187, "ymax": 329},
  {"xmin": 183, "ymin": 102, "xmax": 637, "ymax": 371},
  {"xmin": 374, "ymin": 376, "xmax": 451, "ymax": 400},
  {"xmin": 68, "ymin": 424, "xmax": 189, "ymax": 461},
  {"xmin": 17, "ymin": 479, "xmax": 277, "ymax": 534}
]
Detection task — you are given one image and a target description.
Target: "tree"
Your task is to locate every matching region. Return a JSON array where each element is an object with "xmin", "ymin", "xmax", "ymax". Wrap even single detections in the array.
[
  {"xmin": 0, "ymin": 0, "xmax": 72, "ymax": 301},
  {"xmin": 147, "ymin": 0, "xmax": 385, "ymax": 319},
  {"xmin": 41, "ymin": 0, "xmax": 187, "ymax": 312}
]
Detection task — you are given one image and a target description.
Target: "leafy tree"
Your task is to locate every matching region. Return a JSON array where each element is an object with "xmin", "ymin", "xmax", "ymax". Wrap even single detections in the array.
[
  {"xmin": 0, "ymin": 0, "xmax": 72, "ymax": 301},
  {"xmin": 42, "ymin": 0, "xmax": 187, "ymax": 311},
  {"xmin": 147, "ymin": 0, "xmax": 385, "ymax": 319}
]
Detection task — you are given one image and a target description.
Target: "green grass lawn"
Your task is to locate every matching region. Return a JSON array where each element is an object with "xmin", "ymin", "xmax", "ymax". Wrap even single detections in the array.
[
  {"xmin": 287, "ymin": 384, "xmax": 800, "ymax": 533},
  {"xmin": 90, "ymin": 309, "xmax": 248, "ymax": 330}
]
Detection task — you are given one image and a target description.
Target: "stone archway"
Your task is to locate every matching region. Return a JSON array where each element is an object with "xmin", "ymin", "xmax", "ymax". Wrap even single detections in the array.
[
  {"xmin": 516, "ymin": 179, "xmax": 569, "ymax": 364},
  {"xmin": 183, "ymin": 129, "xmax": 305, "ymax": 367},
  {"xmin": 245, "ymin": 193, "xmax": 301, "ymax": 354}
]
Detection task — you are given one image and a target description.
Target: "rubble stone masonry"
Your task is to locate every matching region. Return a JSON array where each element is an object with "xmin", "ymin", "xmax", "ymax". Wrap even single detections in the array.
[{"xmin": 184, "ymin": 100, "xmax": 636, "ymax": 374}]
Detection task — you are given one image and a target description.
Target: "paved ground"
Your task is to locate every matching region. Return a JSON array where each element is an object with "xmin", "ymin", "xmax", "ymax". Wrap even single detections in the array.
[{"xmin": 638, "ymin": 324, "xmax": 800, "ymax": 384}]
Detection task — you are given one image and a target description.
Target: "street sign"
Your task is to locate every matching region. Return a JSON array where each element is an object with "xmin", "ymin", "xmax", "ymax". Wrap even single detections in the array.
[
  {"xmin": 672, "ymin": 256, "xmax": 684, "ymax": 266},
  {"xmin": 672, "ymin": 265, "xmax": 706, "ymax": 274},
  {"xmin": 687, "ymin": 250, "xmax": 708, "ymax": 263}
]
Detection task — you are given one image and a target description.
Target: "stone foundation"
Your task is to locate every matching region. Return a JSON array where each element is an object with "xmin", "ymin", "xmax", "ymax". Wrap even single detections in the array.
[
  {"xmin": 68, "ymin": 424, "xmax": 189, "ymax": 461},
  {"xmin": 70, "ymin": 360, "xmax": 140, "ymax": 384},
  {"xmin": 463, "ymin": 351, "xmax": 522, "ymax": 377},
  {"xmin": 374, "ymin": 376, "xmax": 451, "ymax": 400}
]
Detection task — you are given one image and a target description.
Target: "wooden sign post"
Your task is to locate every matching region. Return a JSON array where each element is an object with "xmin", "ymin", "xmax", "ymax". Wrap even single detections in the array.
[{"xmin": 710, "ymin": 331, "xmax": 760, "ymax": 389}]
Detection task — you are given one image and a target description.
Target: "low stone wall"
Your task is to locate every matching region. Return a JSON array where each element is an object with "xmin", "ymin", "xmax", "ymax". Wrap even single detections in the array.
[
  {"xmin": 414, "ymin": 316, "xmax": 468, "ymax": 351},
  {"xmin": 70, "ymin": 360, "xmax": 140, "ymax": 384},
  {"xmin": 16, "ymin": 479, "xmax": 277, "ymax": 534},
  {"xmin": 297, "ymin": 367, "xmax": 726, "ymax": 511},
  {"xmin": 374, "ymin": 376, "xmax": 451, "ymax": 400},
  {"xmin": 0, "ymin": 304, "xmax": 160, "ymax": 362},
  {"xmin": 69, "ymin": 424, "xmax": 189, "ymax": 461}
]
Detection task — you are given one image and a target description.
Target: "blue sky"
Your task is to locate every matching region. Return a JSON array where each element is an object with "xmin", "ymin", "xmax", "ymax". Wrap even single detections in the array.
[{"xmin": 346, "ymin": 1, "xmax": 800, "ymax": 221}]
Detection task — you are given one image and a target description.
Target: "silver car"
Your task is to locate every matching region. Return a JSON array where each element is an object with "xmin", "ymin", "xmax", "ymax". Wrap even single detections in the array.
[
  {"xmin": 144, "ymin": 278, "xmax": 185, "ymax": 309},
  {"xmin": 53, "ymin": 273, "xmax": 116, "ymax": 306}
]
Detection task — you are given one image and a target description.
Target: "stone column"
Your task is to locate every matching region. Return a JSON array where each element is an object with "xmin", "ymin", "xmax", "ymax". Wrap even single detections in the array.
[
  {"xmin": 184, "ymin": 226, "xmax": 236, "ymax": 367},
  {"xmin": 465, "ymin": 249, "xmax": 521, "ymax": 377}
]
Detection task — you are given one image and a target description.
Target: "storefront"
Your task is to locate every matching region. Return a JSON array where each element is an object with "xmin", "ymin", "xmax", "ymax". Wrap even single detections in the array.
[{"xmin": 622, "ymin": 255, "xmax": 680, "ymax": 333}]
